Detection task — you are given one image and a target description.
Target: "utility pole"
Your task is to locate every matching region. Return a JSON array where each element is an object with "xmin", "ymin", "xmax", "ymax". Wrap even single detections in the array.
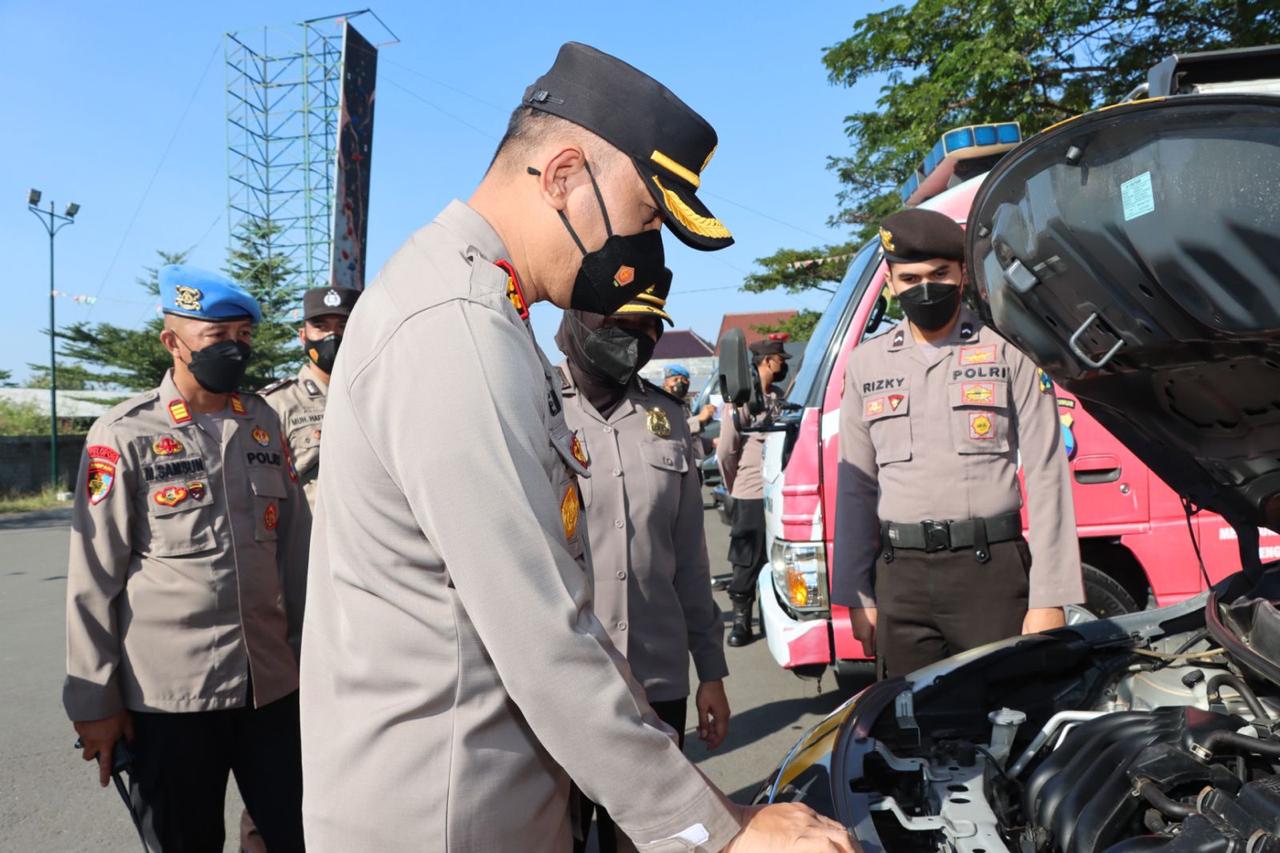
[{"xmin": 26, "ymin": 189, "xmax": 80, "ymax": 493}]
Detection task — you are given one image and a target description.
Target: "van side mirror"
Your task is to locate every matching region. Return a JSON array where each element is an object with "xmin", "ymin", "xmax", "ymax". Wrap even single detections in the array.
[{"xmin": 717, "ymin": 328, "xmax": 761, "ymax": 412}]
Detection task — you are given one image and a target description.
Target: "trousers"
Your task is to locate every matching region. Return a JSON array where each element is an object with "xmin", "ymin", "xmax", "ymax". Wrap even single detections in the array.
[
  {"xmin": 726, "ymin": 498, "xmax": 767, "ymax": 603},
  {"xmin": 875, "ymin": 539, "xmax": 1031, "ymax": 679}
]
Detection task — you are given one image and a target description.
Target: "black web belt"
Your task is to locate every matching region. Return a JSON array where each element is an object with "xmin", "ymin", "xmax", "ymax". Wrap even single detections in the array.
[{"xmin": 880, "ymin": 511, "xmax": 1022, "ymax": 565}]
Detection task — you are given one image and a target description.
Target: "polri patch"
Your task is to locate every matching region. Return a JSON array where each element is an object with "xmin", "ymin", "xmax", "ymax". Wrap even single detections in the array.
[
  {"xmin": 153, "ymin": 436, "xmax": 183, "ymax": 456},
  {"xmin": 251, "ymin": 427, "xmax": 271, "ymax": 447},
  {"xmin": 86, "ymin": 459, "xmax": 116, "ymax": 505},
  {"xmin": 969, "ymin": 412, "xmax": 995, "ymax": 440},
  {"xmin": 1038, "ymin": 368, "xmax": 1053, "ymax": 395},
  {"xmin": 168, "ymin": 399, "xmax": 192, "ymax": 424},
  {"xmin": 959, "ymin": 345, "xmax": 996, "ymax": 366},
  {"xmin": 264, "ymin": 502, "xmax": 279, "ymax": 532},
  {"xmin": 888, "ymin": 393, "xmax": 905, "ymax": 412}
]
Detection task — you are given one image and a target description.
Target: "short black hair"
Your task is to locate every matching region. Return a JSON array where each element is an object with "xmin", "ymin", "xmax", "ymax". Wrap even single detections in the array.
[{"xmin": 485, "ymin": 106, "xmax": 612, "ymax": 176}]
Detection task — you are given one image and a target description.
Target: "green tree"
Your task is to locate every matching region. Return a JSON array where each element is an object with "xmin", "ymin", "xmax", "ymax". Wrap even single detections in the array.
[
  {"xmin": 26, "ymin": 363, "xmax": 96, "ymax": 390},
  {"xmin": 752, "ymin": 310, "xmax": 822, "ymax": 343},
  {"xmin": 0, "ymin": 368, "xmax": 12, "ymax": 387},
  {"xmin": 749, "ymin": 0, "xmax": 1280, "ymax": 298}
]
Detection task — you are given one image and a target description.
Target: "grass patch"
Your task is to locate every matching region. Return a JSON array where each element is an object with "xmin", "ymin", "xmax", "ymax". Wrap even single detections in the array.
[{"xmin": 0, "ymin": 486, "xmax": 73, "ymax": 514}]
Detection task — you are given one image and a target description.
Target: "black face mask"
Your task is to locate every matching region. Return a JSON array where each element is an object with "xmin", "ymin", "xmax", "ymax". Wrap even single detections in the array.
[
  {"xmin": 182, "ymin": 338, "xmax": 252, "ymax": 394},
  {"xmin": 669, "ymin": 381, "xmax": 690, "ymax": 398},
  {"xmin": 772, "ymin": 361, "xmax": 789, "ymax": 382},
  {"xmin": 545, "ymin": 162, "xmax": 666, "ymax": 316},
  {"xmin": 306, "ymin": 334, "xmax": 342, "ymax": 374},
  {"xmin": 897, "ymin": 282, "xmax": 962, "ymax": 332},
  {"xmin": 578, "ymin": 319, "xmax": 657, "ymax": 386}
]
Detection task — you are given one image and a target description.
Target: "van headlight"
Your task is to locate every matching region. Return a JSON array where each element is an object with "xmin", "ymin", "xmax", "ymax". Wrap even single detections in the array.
[{"xmin": 771, "ymin": 541, "xmax": 828, "ymax": 612}]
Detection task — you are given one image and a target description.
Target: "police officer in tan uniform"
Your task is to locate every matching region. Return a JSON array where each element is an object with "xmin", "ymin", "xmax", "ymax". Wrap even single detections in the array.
[
  {"xmin": 299, "ymin": 42, "xmax": 850, "ymax": 853},
  {"xmin": 831, "ymin": 208, "xmax": 1083, "ymax": 679},
  {"xmin": 717, "ymin": 338, "xmax": 791, "ymax": 646},
  {"xmin": 262, "ymin": 286, "xmax": 361, "ymax": 507},
  {"xmin": 556, "ymin": 278, "xmax": 731, "ymax": 853},
  {"xmin": 64, "ymin": 265, "xmax": 309, "ymax": 852}
]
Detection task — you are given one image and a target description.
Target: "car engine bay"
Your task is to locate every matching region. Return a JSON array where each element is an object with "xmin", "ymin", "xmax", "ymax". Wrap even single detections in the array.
[{"xmin": 821, "ymin": 571, "xmax": 1280, "ymax": 853}]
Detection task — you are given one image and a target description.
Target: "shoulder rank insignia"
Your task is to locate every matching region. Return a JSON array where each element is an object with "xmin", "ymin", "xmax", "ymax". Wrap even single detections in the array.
[
  {"xmin": 153, "ymin": 484, "xmax": 189, "ymax": 507},
  {"xmin": 960, "ymin": 322, "xmax": 974, "ymax": 339},
  {"xmin": 646, "ymin": 407, "xmax": 671, "ymax": 437},
  {"xmin": 85, "ymin": 445, "xmax": 121, "ymax": 506},
  {"xmin": 303, "ymin": 379, "xmax": 322, "ymax": 397},
  {"xmin": 153, "ymin": 436, "xmax": 184, "ymax": 456},
  {"xmin": 260, "ymin": 377, "xmax": 293, "ymax": 395},
  {"xmin": 571, "ymin": 433, "xmax": 589, "ymax": 468},
  {"xmin": 229, "ymin": 394, "xmax": 248, "ymax": 416},
  {"xmin": 495, "ymin": 259, "xmax": 529, "ymax": 321},
  {"xmin": 892, "ymin": 329, "xmax": 905, "ymax": 348},
  {"xmin": 251, "ymin": 426, "xmax": 271, "ymax": 447},
  {"xmin": 168, "ymin": 399, "xmax": 192, "ymax": 425},
  {"xmin": 560, "ymin": 484, "xmax": 579, "ymax": 541}
]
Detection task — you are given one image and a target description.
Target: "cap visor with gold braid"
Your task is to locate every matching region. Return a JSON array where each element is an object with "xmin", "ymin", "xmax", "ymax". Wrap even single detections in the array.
[{"xmin": 523, "ymin": 42, "xmax": 733, "ymax": 252}]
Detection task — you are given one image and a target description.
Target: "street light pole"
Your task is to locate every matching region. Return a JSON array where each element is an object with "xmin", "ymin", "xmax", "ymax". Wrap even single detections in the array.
[{"xmin": 27, "ymin": 190, "xmax": 79, "ymax": 493}]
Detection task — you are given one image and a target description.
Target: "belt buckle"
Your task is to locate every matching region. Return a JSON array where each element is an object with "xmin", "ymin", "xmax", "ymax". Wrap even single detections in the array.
[{"xmin": 922, "ymin": 520, "xmax": 950, "ymax": 553}]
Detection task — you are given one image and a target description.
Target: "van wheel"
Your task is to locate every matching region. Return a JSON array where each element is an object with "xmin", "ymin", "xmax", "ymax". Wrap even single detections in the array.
[{"xmin": 1082, "ymin": 563, "xmax": 1140, "ymax": 619}]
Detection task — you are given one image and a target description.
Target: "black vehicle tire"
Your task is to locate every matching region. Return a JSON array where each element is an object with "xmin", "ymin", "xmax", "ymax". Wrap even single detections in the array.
[{"xmin": 1081, "ymin": 562, "xmax": 1140, "ymax": 619}]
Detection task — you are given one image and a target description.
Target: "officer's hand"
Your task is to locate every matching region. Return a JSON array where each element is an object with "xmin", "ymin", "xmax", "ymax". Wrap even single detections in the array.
[
  {"xmin": 724, "ymin": 803, "xmax": 858, "ymax": 851},
  {"xmin": 74, "ymin": 710, "xmax": 133, "ymax": 788},
  {"xmin": 696, "ymin": 680, "xmax": 731, "ymax": 751},
  {"xmin": 849, "ymin": 608, "xmax": 877, "ymax": 655},
  {"xmin": 1022, "ymin": 607, "xmax": 1066, "ymax": 635},
  {"xmin": 699, "ymin": 404, "xmax": 717, "ymax": 423}
]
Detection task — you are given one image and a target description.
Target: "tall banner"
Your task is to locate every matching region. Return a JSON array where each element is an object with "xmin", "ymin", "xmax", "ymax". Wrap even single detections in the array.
[{"xmin": 329, "ymin": 22, "xmax": 377, "ymax": 290}]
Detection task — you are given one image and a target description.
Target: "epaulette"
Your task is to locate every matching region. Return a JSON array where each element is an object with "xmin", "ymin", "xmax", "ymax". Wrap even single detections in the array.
[
  {"xmin": 100, "ymin": 388, "xmax": 161, "ymax": 426},
  {"xmin": 643, "ymin": 378, "xmax": 686, "ymax": 406},
  {"xmin": 259, "ymin": 377, "xmax": 295, "ymax": 396}
]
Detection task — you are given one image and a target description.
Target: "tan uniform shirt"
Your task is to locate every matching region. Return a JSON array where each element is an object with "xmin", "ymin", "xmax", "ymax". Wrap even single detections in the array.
[
  {"xmin": 717, "ymin": 390, "xmax": 780, "ymax": 500},
  {"xmin": 299, "ymin": 201, "xmax": 739, "ymax": 853},
  {"xmin": 262, "ymin": 363, "xmax": 328, "ymax": 507},
  {"xmin": 63, "ymin": 372, "xmax": 310, "ymax": 720},
  {"xmin": 560, "ymin": 368, "xmax": 728, "ymax": 703},
  {"xmin": 832, "ymin": 308, "xmax": 1084, "ymax": 609}
]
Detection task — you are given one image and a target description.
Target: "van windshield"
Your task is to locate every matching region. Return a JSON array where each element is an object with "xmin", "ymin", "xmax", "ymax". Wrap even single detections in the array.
[{"xmin": 787, "ymin": 239, "xmax": 880, "ymax": 408}]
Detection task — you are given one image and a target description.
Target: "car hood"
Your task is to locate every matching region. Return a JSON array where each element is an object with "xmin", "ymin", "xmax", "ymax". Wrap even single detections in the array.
[{"xmin": 968, "ymin": 92, "xmax": 1280, "ymax": 546}]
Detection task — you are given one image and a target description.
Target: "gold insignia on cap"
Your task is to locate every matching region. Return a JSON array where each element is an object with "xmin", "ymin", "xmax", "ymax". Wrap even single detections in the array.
[
  {"xmin": 174, "ymin": 285, "xmax": 203, "ymax": 312},
  {"xmin": 701, "ymin": 145, "xmax": 718, "ymax": 173},
  {"xmin": 651, "ymin": 150, "xmax": 701, "ymax": 188},
  {"xmin": 646, "ymin": 407, "xmax": 672, "ymax": 437},
  {"xmin": 878, "ymin": 228, "xmax": 896, "ymax": 253},
  {"xmin": 650, "ymin": 177, "xmax": 732, "ymax": 240}
]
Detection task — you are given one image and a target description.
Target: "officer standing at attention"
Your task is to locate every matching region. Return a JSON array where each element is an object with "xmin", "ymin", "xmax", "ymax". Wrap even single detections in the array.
[
  {"xmin": 298, "ymin": 42, "xmax": 851, "ymax": 852},
  {"xmin": 831, "ymin": 208, "xmax": 1083, "ymax": 679},
  {"xmin": 663, "ymin": 364, "xmax": 716, "ymax": 471},
  {"xmin": 717, "ymin": 337, "xmax": 791, "ymax": 646},
  {"xmin": 64, "ymin": 265, "xmax": 309, "ymax": 852},
  {"xmin": 262, "ymin": 286, "xmax": 361, "ymax": 506},
  {"xmin": 556, "ymin": 277, "xmax": 731, "ymax": 853}
]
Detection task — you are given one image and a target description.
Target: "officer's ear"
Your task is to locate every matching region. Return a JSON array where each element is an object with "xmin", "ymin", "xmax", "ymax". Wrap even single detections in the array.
[
  {"xmin": 159, "ymin": 325, "xmax": 183, "ymax": 359},
  {"xmin": 298, "ymin": 327, "xmax": 308, "ymax": 348},
  {"xmin": 536, "ymin": 145, "xmax": 589, "ymax": 212}
]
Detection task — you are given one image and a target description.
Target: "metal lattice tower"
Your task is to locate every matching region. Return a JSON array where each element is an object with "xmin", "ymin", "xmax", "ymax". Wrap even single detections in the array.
[{"xmin": 224, "ymin": 18, "xmax": 344, "ymax": 292}]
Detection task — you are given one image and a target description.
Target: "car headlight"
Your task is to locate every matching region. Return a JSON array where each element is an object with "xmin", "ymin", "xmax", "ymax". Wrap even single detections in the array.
[{"xmin": 771, "ymin": 541, "xmax": 828, "ymax": 612}]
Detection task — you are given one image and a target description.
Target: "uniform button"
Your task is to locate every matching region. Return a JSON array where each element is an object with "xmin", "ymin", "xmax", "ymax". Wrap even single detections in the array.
[
  {"xmin": 616, "ymin": 571, "xmax": 626, "ymax": 580},
  {"xmin": 614, "ymin": 519, "xmax": 624, "ymax": 529},
  {"xmin": 617, "ymin": 621, "xmax": 627, "ymax": 631},
  {"xmin": 603, "ymin": 426, "xmax": 613, "ymax": 434},
  {"xmin": 612, "ymin": 467, "xmax": 622, "ymax": 477},
  {"xmin": 663, "ymin": 456, "xmax": 673, "ymax": 465}
]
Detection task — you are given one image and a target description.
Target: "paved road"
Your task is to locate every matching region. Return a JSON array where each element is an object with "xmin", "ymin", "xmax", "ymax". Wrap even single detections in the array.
[{"xmin": 0, "ymin": 505, "xmax": 863, "ymax": 851}]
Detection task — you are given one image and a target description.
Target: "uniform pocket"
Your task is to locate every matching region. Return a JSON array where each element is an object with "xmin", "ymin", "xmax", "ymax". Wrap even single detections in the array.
[
  {"xmin": 249, "ymin": 468, "xmax": 287, "ymax": 542},
  {"xmin": 862, "ymin": 391, "xmax": 911, "ymax": 465},
  {"xmin": 640, "ymin": 439, "xmax": 688, "ymax": 474},
  {"xmin": 949, "ymin": 380, "xmax": 1011, "ymax": 454},
  {"xmin": 146, "ymin": 480, "xmax": 216, "ymax": 557}
]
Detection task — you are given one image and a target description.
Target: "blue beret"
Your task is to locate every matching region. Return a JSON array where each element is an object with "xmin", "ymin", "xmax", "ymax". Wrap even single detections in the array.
[
  {"xmin": 664, "ymin": 364, "xmax": 691, "ymax": 378},
  {"xmin": 159, "ymin": 264, "xmax": 261, "ymax": 323}
]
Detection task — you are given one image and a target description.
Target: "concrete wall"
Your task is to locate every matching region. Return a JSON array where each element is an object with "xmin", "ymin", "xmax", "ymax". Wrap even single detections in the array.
[{"xmin": 0, "ymin": 435, "xmax": 86, "ymax": 493}]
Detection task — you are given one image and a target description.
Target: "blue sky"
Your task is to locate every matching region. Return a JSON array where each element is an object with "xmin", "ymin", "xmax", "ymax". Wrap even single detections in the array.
[{"xmin": 0, "ymin": 0, "xmax": 886, "ymax": 384}]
